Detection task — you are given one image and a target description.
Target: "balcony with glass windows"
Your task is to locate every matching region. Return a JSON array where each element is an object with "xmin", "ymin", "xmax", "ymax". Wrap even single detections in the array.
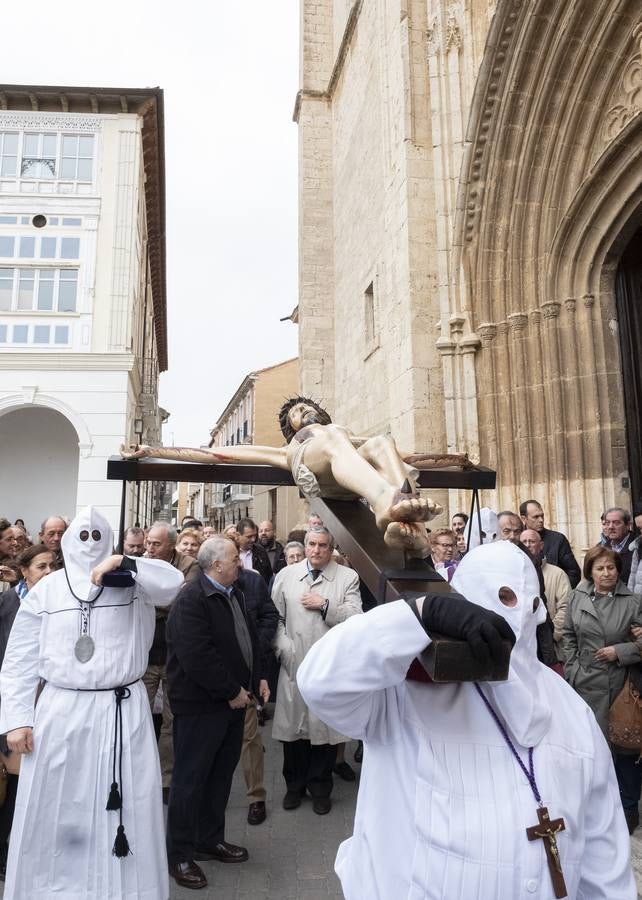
[
  {"xmin": 0, "ymin": 225, "xmax": 81, "ymax": 350},
  {"xmin": 0, "ymin": 131, "xmax": 95, "ymax": 195}
]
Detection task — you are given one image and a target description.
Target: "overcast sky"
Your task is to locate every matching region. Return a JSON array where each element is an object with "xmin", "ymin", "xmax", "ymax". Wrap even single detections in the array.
[{"xmin": 3, "ymin": 0, "xmax": 300, "ymax": 446}]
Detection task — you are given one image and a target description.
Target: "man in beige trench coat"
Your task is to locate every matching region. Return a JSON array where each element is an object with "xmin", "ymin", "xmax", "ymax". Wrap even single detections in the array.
[{"xmin": 271, "ymin": 527, "xmax": 362, "ymax": 814}]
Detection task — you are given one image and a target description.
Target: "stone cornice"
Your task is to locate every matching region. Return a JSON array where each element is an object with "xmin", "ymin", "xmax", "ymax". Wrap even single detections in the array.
[{"xmin": 0, "ymin": 352, "xmax": 135, "ymax": 370}]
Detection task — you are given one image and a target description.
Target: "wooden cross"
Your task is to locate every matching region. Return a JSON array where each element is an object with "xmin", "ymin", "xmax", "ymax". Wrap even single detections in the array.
[{"xmin": 526, "ymin": 806, "xmax": 568, "ymax": 898}]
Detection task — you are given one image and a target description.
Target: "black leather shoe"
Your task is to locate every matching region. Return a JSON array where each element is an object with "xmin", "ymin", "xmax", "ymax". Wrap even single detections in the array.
[
  {"xmin": 625, "ymin": 809, "xmax": 639, "ymax": 835},
  {"xmin": 283, "ymin": 789, "xmax": 305, "ymax": 810},
  {"xmin": 162, "ymin": 787, "xmax": 170, "ymax": 805},
  {"xmin": 354, "ymin": 740, "xmax": 363, "ymax": 763},
  {"xmin": 168, "ymin": 860, "xmax": 207, "ymax": 889},
  {"xmin": 333, "ymin": 761, "xmax": 356, "ymax": 782},
  {"xmin": 194, "ymin": 841, "xmax": 249, "ymax": 863},
  {"xmin": 247, "ymin": 801, "xmax": 266, "ymax": 825},
  {"xmin": 312, "ymin": 796, "xmax": 332, "ymax": 815}
]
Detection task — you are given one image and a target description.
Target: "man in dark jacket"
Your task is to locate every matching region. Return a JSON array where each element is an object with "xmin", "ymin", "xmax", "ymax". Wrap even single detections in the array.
[
  {"xmin": 600, "ymin": 507, "xmax": 635, "ymax": 584},
  {"xmin": 165, "ymin": 536, "xmax": 260, "ymax": 891},
  {"xmin": 237, "ymin": 518, "xmax": 272, "ymax": 584},
  {"xmin": 258, "ymin": 520, "xmax": 286, "ymax": 575},
  {"xmin": 236, "ymin": 567, "xmax": 278, "ymax": 824},
  {"xmin": 519, "ymin": 499, "xmax": 581, "ymax": 587}
]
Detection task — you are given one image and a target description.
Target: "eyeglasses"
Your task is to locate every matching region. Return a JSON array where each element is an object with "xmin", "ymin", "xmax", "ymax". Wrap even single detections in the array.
[{"xmin": 435, "ymin": 543, "xmax": 455, "ymax": 549}]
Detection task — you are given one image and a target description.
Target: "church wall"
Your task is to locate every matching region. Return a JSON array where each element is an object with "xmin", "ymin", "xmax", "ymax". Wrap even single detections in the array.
[
  {"xmin": 454, "ymin": 0, "xmax": 642, "ymax": 552},
  {"xmin": 297, "ymin": 1, "xmax": 336, "ymax": 413},
  {"xmin": 298, "ymin": 0, "xmax": 642, "ymax": 552}
]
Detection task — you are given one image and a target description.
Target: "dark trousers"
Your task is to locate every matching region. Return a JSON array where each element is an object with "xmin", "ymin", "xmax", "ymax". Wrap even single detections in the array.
[
  {"xmin": 0, "ymin": 774, "xmax": 18, "ymax": 847},
  {"xmin": 166, "ymin": 708, "xmax": 245, "ymax": 864},
  {"xmin": 282, "ymin": 740, "xmax": 337, "ymax": 798},
  {"xmin": 614, "ymin": 751, "xmax": 642, "ymax": 812}
]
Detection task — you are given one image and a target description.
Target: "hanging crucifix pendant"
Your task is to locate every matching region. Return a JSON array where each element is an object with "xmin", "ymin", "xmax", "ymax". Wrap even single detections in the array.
[
  {"xmin": 526, "ymin": 806, "xmax": 568, "ymax": 898},
  {"xmin": 75, "ymin": 601, "xmax": 95, "ymax": 663}
]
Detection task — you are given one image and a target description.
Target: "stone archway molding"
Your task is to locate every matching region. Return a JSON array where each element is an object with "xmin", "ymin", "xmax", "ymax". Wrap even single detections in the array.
[
  {"xmin": 447, "ymin": 0, "xmax": 642, "ymax": 542},
  {"xmin": 0, "ymin": 390, "xmax": 93, "ymax": 458}
]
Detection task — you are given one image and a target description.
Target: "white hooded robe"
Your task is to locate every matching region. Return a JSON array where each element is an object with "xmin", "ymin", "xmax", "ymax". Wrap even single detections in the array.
[
  {"xmin": 297, "ymin": 541, "xmax": 636, "ymax": 900},
  {"xmin": 0, "ymin": 507, "xmax": 184, "ymax": 900}
]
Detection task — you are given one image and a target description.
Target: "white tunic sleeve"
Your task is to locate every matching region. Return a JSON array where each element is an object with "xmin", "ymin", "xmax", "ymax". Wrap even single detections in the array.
[
  {"xmin": 0, "ymin": 588, "xmax": 43, "ymax": 734},
  {"xmin": 577, "ymin": 714, "xmax": 638, "ymax": 899},
  {"xmin": 131, "ymin": 557, "xmax": 185, "ymax": 608},
  {"xmin": 297, "ymin": 599, "xmax": 430, "ymax": 740}
]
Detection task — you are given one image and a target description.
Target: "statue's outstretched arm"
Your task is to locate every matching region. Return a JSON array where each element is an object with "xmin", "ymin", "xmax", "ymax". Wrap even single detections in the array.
[{"xmin": 120, "ymin": 443, "xmax": 289, "ymax": 469}]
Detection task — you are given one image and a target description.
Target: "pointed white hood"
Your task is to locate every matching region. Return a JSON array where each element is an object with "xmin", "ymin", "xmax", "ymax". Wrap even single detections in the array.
[
  {"xmin": 463, "ymin": 507, "xmax": 499, "ymax": 550},
  {"xmin": 61, "ymin": 506, "xmax": 114, "ymax": 602},
  {"xmin": 451, "ymin": 541, "xmax": 551, "ymax": 746}
]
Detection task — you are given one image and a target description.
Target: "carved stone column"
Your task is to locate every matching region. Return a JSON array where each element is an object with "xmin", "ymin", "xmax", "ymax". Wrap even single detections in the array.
[
  {"xmin": 539, "ymin": 300, "xmax": 570, "ymax": 531},
  {"xmin": 507, "ymin": 312, "xmax": 530, "ymax": 491}
]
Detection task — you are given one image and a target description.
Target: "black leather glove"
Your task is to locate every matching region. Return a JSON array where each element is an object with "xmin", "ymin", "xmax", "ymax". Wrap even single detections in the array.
[{"xmin": 420, "ymin": 591, "xmax": 516, "ymax": 665}]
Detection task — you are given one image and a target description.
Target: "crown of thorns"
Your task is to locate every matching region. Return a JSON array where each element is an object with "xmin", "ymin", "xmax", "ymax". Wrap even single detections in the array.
[{"xmin": 278, "ymin": 396, "xmax": 332, "ymax": 441}]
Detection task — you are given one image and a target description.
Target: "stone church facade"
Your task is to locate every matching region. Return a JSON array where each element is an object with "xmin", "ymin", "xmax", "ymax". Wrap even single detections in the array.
[{"xmin": 296, "ymin": 0, "xmax": 642, "ymax": 552}]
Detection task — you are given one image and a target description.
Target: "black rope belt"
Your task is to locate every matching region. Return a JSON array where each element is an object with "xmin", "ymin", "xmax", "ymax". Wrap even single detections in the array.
[{"xmin": 53, "ymin": 678, "xmax": 139, "ymax": 857}]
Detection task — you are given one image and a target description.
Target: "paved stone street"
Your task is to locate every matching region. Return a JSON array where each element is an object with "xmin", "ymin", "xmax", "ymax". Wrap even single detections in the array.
[
  {"xmin": 2, "ymin": 726, "xmax": 642, "ymax": 898},
  {"xmin": 169, "ymin": 723, "xmax": 357, "ymax": 900}
]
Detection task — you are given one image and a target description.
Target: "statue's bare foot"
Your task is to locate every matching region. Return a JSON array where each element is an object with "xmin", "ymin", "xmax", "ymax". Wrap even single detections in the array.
[
  {"xmin": 119, "ymin": 443, "xmax": 150, "ymax": 460},
  {"xmin": 384, "ymin": 521, "xmax": 431, "ymax": 552},
  {"xmin": 388, "ymin": 492, "xmax": 443, "ymax": 524}
]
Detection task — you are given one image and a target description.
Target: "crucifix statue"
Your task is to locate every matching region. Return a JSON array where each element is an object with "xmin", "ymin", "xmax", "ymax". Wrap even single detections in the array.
[
  {"xmin": 526, "ymin": 806, "xmax": 568, "ymax": 898},
  {"xmin": 121, "ymin": 396, "xmax": 470, "ymax": 552}
]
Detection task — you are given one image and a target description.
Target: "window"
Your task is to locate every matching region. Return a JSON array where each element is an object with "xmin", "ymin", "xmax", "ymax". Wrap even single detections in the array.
[
  {"xmin": 0, "ymin": 215, "xmax": 17, "ymax": 225},
  {"xmin": 0, "ymin": 132, "xmax": 95, "ymax": 182},
  {"xmin": 0, "ymin": 323, "xmax": 70, "ymax": 346},
  {"xmin": 60, "ymin": 137, "xmax": 94, "ymax": 181},
  {"xmin": 21, "ymin": 133, "xmax": 57, "ymax": 178},
  {"xmin": 0, "ymin": 270, "xmax": 11, "ymax": 310},
  {"xmin": 40, "ymin": 237, "xmax": 56, "ymax": 258},
  {"xmin": 0, "ymin": 235, "xmax": 80, "ymax": 260},
  {"xmin": 60, "ymin": 237, "xmax": 80, "ymax": 258},
  {"xmin": 0, "ymin": 267, "xmax": 78, "ymax": 312},
  {"xmin": 364, "ymin": 281, "xmax": 378, "ymax": 355},
  {"xmin": 0, "ymin": 133, "xmax": 18, "ymax": 177},
  {"xmin": 19, "ymin": 236, "xmax": 35, "ymax": 258}
]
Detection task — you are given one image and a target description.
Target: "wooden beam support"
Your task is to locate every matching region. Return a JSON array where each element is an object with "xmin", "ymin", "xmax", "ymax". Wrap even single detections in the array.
[{"xmin": 106, "ymin": 456, "xmax": 496, "ymax": 490}]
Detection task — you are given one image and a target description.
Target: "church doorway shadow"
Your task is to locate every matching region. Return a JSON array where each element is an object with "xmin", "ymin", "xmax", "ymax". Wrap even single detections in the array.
[{"xmin": 615, "ymin": 223, "xmax": 642, "ymax": 513}]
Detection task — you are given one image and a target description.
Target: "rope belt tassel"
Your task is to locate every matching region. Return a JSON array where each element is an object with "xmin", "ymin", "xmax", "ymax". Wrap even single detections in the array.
[{"xmin": 107, "ymin": 686, "xmax": 132, "ymax": 857}]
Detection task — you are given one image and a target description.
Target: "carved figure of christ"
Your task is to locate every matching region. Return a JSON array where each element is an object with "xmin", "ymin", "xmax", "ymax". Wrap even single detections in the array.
[{"xmin": 122, "ymin": 403, "xmax": 442, "ymax": 550}]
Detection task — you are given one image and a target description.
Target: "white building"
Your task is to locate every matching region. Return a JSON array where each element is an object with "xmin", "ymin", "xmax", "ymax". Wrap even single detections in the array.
[{"xmin": 0, "ymin": 85, "xmax": 168, "ymax": 537}]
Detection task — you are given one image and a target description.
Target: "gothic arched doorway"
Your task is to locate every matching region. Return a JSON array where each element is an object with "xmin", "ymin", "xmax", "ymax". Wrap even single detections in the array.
[{"xmin": 616, "ymin": 225, "xmax": 642, "ymax": 512}]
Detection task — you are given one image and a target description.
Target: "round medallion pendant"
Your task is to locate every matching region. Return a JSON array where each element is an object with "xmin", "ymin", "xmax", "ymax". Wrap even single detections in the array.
[{"xmin": 74, "ymin": 634, "xmax": 95, "ymax": 663}]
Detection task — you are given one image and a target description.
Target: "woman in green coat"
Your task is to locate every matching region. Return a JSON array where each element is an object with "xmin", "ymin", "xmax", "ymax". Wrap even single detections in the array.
[{"xmin": 563, "ymin": 545, "xmax": 642, "ymax": 833}]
